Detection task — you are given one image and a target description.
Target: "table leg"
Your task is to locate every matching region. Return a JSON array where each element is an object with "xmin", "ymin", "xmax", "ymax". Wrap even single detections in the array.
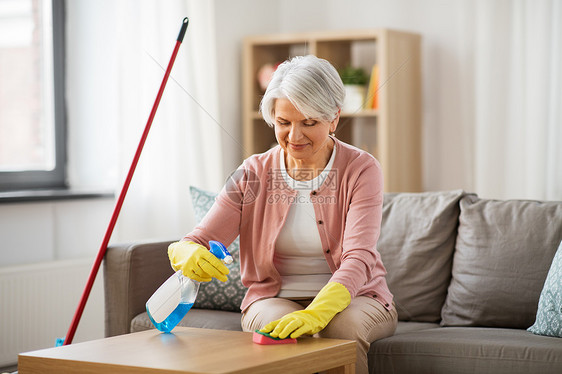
[{"xmin": 326, "ymin": 362, "xmax": 355, "ymax": 374}]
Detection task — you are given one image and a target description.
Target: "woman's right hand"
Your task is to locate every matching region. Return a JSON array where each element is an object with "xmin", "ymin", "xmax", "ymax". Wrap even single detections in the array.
[{"xmin": 168, "ymin": 241, "xmax": 229, "ymax": 282}]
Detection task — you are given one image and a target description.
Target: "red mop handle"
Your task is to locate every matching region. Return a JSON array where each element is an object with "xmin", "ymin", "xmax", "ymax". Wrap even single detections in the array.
[{"xmin": 63, "ymin": 17, "xmax": 189, "ymax": 346}]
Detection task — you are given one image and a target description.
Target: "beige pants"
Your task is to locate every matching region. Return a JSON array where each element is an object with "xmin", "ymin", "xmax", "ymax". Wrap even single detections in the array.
[{"xmin": 241, "ymin": 296, "xmax": 398, "ymax": 374}]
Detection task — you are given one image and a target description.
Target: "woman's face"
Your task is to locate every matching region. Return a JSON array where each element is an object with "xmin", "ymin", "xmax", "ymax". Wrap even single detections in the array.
[{"xmin": 273, "ymin": 98, "xmax": 339, "ymax": 169}]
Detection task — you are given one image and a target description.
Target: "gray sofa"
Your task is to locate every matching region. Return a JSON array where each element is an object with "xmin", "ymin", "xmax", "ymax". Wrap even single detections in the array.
[{"xmin": 104, "ymin": 190, "xmax": 562, "ymax": 374}]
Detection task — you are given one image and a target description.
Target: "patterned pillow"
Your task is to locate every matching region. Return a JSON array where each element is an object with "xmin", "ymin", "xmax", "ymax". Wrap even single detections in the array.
[
  {"xmin": 189, "ymin": 186, "xmax": 245, "ymax": 312},
  {"xmin": 528, "ymin": 241, "xmax": 562, "ymax": 337}
]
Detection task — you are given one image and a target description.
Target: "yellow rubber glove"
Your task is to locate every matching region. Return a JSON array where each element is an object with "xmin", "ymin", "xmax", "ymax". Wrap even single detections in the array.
[
  {"xmin": 168, "ymin": 241, "xmax": 229, "ymax": 282},
  {"xmin": 260, "ymin": 282, "xmax": 351, "ymax": 339}
]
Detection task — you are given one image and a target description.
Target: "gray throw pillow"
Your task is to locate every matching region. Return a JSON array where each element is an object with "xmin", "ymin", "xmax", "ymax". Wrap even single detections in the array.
[
  {"xmin": 189, "ymin": 186, "xmax": 245, "ymax": 312},
  {"xmin": 378, "ymin": 190, "xmax": 465, "ymax": 322},
  {"xmin": 441, "ymin": 195, "xmax": 562, "ymax": 328}
]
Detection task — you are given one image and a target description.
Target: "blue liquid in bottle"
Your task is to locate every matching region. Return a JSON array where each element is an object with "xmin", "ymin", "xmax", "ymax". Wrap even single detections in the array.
[
  {"xmin": 147, "ymin": 302, "xmax": 194, "ymax": 333},
  {"xmin": 146, "ymin": 270, "xmax": 200, "ymax": 333}
]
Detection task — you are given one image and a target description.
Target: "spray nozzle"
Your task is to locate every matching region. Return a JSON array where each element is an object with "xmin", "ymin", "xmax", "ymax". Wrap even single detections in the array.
[{"xmin": 209, "ymin": 240, "xmax": 234, "ymax": 264}]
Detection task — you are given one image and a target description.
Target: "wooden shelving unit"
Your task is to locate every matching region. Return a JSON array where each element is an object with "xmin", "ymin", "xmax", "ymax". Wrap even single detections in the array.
[{"xmin": 242, "ymin": 29, "xmax": 422, "ymax": 192}]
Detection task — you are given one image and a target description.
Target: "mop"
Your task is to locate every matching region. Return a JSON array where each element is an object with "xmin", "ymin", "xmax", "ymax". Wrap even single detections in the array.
[{"xmin": 56, "ymin": 17, "xmax": 189, "ymax": 347}]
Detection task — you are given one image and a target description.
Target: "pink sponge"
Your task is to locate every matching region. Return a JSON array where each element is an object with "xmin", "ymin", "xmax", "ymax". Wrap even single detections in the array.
[{"xmin": 253, "ymin": 330, "xmax": 297, "ymax": 345}]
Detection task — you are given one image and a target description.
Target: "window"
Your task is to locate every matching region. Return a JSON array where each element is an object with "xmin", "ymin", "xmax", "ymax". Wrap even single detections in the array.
[{"xmin": 0, "ymin": 0, "xmax": 65, "ymax": 191}]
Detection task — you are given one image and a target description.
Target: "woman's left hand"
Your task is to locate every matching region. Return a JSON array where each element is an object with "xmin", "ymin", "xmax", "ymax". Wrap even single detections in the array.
[
  {"xmin": 261, "ymin": 310, "xmax": 321, "ymax": 339},
  {"xmin": 260, "ymin": 282, "xmax": 351, "ymax": 339}
]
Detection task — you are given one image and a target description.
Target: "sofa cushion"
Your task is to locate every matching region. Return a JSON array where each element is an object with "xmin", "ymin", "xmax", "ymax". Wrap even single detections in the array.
[
  {"xmin": 394, "ymin": 321, "xmax": 441, "ymax": 335},
  {"xmin": 378, "ymin": 190, "xmax": 465, "ymax": 322},
  {"xmin": 528, "ymin": 240, "xmax": 562, "ymax": 337},
  {"xmin": 441, "ymin": 195, "xmax": 562, "ymax": 328},
  {"xmin": 189, "ymin": 186, "xmax": 245, "ymax": 312},
  {"xmin": 370, "ymin": 327, "xmax": 562, "ymax": 374}
]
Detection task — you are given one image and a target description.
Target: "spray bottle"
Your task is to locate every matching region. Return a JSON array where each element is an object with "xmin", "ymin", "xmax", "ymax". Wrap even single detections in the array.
[{"xmin": 146, "ymin": 240, "xmax": 233, "ymax": 332}]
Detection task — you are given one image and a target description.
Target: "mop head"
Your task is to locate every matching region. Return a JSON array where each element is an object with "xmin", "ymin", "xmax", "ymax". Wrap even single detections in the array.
[{"xmin": 253, "ymin": 330, "xmax": 297, "ymax": 345}]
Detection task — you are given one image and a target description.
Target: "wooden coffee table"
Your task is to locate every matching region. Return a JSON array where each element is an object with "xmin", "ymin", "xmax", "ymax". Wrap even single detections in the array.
[{"xmin": 18, "ymin": 327, "xmax": 356, "ymax": 373}]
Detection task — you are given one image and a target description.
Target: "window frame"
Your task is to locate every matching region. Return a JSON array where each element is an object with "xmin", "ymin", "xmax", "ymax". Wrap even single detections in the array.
[{"xmin": 0, "ymin": 0, "xmax": 67, "ymax": 192}]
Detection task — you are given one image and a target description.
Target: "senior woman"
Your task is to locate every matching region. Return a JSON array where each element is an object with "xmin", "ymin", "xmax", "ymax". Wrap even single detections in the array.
[{"xmin": 168, "ymin": 55, "xmax": 397, "ymax": 374}]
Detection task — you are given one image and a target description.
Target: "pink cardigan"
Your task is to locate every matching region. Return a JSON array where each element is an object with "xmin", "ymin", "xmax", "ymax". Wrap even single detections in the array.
[{"xmin": 184, "ymin": 137, "xmax": 393, "ymax": 312}]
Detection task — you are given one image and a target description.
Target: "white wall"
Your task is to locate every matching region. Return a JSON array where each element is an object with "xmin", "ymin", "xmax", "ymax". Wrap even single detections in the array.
[
  {"xmin": 214, "ymin": 0, "xmax": 282, "ymax": 177},
  {"xmin": 0, "ymin": 198, "xmax": 111, "ymax": 365},
  {"xmin": 0, "ymin": 199, "xmax": 114, "ymax": 267}
]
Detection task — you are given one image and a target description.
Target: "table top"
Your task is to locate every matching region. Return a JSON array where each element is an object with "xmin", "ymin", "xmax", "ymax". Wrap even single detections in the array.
[{"xmin": 19, "ymin": 327, "xmax": 356, "ymax": 374}]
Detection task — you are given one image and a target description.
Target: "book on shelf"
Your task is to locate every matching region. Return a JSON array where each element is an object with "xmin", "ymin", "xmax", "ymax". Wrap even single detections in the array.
[{"xmin": 364, "ymin": 64, "xmax": 379, "ymax": 110}]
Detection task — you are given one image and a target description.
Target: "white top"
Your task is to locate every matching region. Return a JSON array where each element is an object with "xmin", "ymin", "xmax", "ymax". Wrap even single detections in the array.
[{"xmin": 274, "ymin": 146, "xmax": 336, "ymax": 298}]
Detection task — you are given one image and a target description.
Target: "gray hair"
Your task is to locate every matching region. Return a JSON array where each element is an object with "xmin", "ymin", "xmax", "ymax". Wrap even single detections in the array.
[{"xmin": 260, "ymin": 55, "xmax": 345, "ymax": 127}]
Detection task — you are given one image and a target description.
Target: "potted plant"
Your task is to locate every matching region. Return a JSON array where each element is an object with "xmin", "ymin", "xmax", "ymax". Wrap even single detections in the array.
[{"xmin": 339, "ymin": 66, "xmax": 369, "ymax": 112}]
